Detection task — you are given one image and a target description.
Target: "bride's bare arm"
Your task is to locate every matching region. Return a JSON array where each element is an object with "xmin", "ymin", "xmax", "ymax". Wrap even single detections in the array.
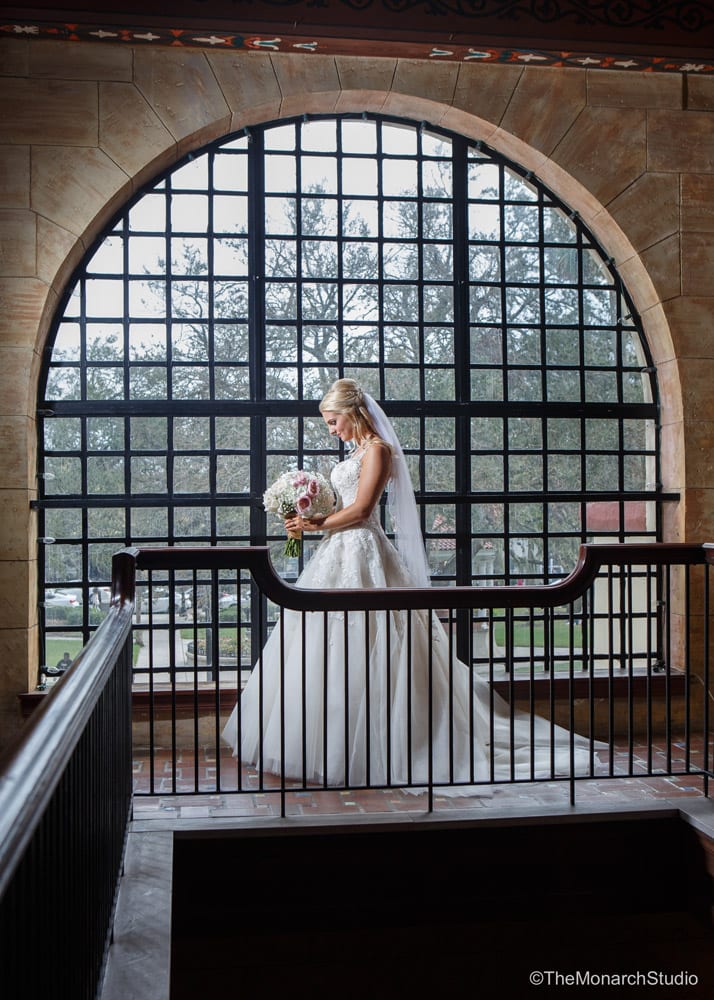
[{"xmin": 286, "ymin": 442, "xmax": 391, "ymax": 536}]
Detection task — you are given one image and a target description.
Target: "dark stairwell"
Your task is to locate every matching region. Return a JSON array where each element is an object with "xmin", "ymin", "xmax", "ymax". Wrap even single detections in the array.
[{"xmin": 170, "ymin": 814, "xmax": 714, "ymax": 999}]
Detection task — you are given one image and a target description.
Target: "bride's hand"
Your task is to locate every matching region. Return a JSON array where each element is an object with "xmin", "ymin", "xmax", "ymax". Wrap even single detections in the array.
[{"xmin": 285, "ymin": 514, "xmax": 326, "ymax": 537}]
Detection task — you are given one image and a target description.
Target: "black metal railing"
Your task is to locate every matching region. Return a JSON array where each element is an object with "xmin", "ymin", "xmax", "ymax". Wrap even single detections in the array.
[
  {"xmin": 0, "ymin": 552, "xmax": 135, "ymax": 1000},
  {"xmin": 127, "ymin": 543, "xmax": 713, "ymax": 811}
]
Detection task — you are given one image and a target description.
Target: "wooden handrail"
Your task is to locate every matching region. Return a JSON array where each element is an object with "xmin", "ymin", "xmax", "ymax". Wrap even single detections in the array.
[
  {"xmin": 0, "ymin": 551, "xmax": 135, "ymax": 899},
  {"xmin": 127, "ymin": 542, "xmax": 714, "ymax": 613}
]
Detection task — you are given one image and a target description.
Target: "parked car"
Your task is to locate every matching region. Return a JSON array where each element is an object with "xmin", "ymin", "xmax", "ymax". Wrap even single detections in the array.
[
  {"xmin": 44, "ymin": 589, "xmax": 81, "ymax": 607},
  {"xmin": 151, "ymin": 591, "xmax": 192, "ymax": 614}
]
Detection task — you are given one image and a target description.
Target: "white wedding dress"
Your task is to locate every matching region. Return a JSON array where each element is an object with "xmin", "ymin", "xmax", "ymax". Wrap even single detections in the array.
[{"xmin": 222, "ymin": 449, "xmax": 599, "ymax": 795}]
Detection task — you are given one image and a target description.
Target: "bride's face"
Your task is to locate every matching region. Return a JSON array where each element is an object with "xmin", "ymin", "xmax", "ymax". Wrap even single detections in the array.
[{"xmin": 323, "ymin": 411, "xmax": 354, "ymax": 443}]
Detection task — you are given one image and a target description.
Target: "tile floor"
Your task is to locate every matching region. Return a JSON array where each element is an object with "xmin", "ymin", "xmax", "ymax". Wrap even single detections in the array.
[{"xmin": 132, "ymin": 738, "xmax": 712, "ymax": 823}]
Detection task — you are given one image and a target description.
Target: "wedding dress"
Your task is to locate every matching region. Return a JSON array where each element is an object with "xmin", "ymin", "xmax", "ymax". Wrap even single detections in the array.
[{"xmin": 222, "ymin": 447, "xmax": 599, "ymax": 796}]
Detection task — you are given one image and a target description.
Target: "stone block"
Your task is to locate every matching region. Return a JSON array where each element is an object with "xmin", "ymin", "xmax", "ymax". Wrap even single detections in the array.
[
  {"xmin": 681, "ymin": 488, "xmax": 714, "ymax": 542},
  {"xmin": 270, "ymin": 52, "xmax": 340, "ymax": 96},
  {"xmin": 554, "ymin": 106, "xmax": 646, "ymax": 207},
  {"xmin": 334, "ymin": 55, "xmax": 397, "ymax": 95},
  {"xmin": 0, "ymin": 489, "xmax": 36, "ymax": 561},
  {"xmin": 229, "ymin": 98, "xmax": 284, "ymax": 131},
  {"xmin": 392, "ymin": 58, "xmax": 459, "ymax": 105},
  {"xmin": 662, "ymin": 297, "xmax": 714, "ymax": 360},
  {"xmin": 639, "ymin": 233, "xmax": 682, "ymax": 304},
  {"xmin": 0, "ymin": 38, "xmax": 29, "ymax": 77},
  {"xmin": 208, "ymin": 50, "xmax": 283, "ymax": 114},
  {"xmin": 682, "ymin": 174, "xmax": 714, "ymax": 233},
  {"xmin": 660, "ymin": 419, "xmax": 685, "ymax": 491},
  {"xmin": 29, "ymin": 39, "xmax": 132, "ymax": 81},
  {"xmin": 133, "ymin": 48, "xmax": 231, "ymax": 145},
  {"xmin": 0, "ymin": 415, "xmax": 35, "ymax": 490},
  {"xmin": 31, "ymin": 145, "xmax": 131, "ymax": 240},
  {"xmin": 661, "ymin": 488, "xmax": 684, "ymax": 542},
  {"xmin": 0, "ymin": 277, "xmax": 52, "ymax": 350},
  {"xmin": 678, "ymin": 357, "xmax": 714, "ymax": 422},
  {"xmin": 99, "ymin": 82, "xmax": 176, "ymax": 185},
  {"xmin": 502, "ymin": 66, "xmax": 586, "ymax": 157},
  {"xmin": 0, "ymin": 346, "xmax": 34, "ymax": 416},
  {"xmin": 639, "ymin": 300, "xmax": 676, "ymax": 367},
  {"xmin": 0, "ymin": 625, "xmax": 39, "ymax": 752},
  {"xmin": 607, "ymin": 172, "xmax": 679, "ymax": 253},
  {"xmin": 279, "ymin": 88, "xmax": 340, "ymax": 120},
  {"xmin": 587, "ymin": 69, "xmax": 681, "ymax": 109},
  {"xmin": 687, "ymin": 75, "xmax": 714, "ymax": 111},
  {"xmin": 0, "ymin": 209, "xmax": 36, "ymax": 276},
  {"xmin": 0, "ymin": 555, "xmax": 35, "ymax": 629},
  {"xmin": 648, "ymin": 110, "xmax": 714, "ymax": 173},
  {"xmin": 36, "ymin": 215, "xmax": 85, "ymax": 294},
  {"xmin": 617, "ymin": 244, "xmax": 671, "ymax": 316},
  {"xmin": 335, "ymin": 90, "xmax": 389, "ymax": 117},
  {"xmin": 0, "ymin": 78, "xmax": 98, "ymax": 146},
  {"xmin": 270, "ymin": 54, "xmax": 341, "ymax": 118},
  {"xmin": 682, "ymin": 233, "xmax": 714, "ymax": 296},
  {"xmin": 682, "ymin": 421, "xmax": 714, "ymax": 489},
  {"xmin": 440, "ymin": 105, "xmax": 497, "ymax": 145},
  {"xmin": 657, "ymin": 357, "xmax": 684, "ymax": 427},
  {"xmin": 452, "ymin": 62, "xmax": 522, "ymax": 126},
  {"xmin": 381, "ymin": 91, "xmax": 448, "ymax": 127},
  {"xmin": 0, "ymin": 145, "xmax": 30, "ymax": 209}
]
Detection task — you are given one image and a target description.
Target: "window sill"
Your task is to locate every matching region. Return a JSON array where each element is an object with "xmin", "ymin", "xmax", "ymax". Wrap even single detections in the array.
[{"xmin": 20, "ymin": 672, "xmax": 686, "ymax": 719}]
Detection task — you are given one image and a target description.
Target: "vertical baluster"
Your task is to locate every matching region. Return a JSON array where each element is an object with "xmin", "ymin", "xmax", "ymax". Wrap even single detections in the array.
[
  {"xmin": 646, "ymin": 564, "xmax": 654, "ymax": 775},
  {"xmin": 407, "ymin": 608, "xmax": 413, "ymax": 788},
  {"xmin": 365, "ymin": 609, "xmax": 371, "ymax": 788},
  {"xmin": 663, "ymin": 566, "xmax": 675, "ymax": 774},
  {"xmin": 280, "ymin": 609, "xmax": 286, "ymax": 817},
  {"xmin": 302, "ymin": 610, "xmax": 308, "ymax": 787},
  {"xmin": 343, "ymin": 609, "xmax": 349, "ymax": 788},
  {"xmin": 704, "ymin": 563, "xmax": 710, "ymax": 799},
  {"xmin": 427, "ymin": 608, "xmax": 434, "ymax": 812},
  {"xmin": 607, "ymin": 566, "xmax": 615, "ymax": 776},
  {"xmin": 386, "ymin": 609, "xmax": 392, "ymax": 787},
  {"xmin": 626, "ymin": 563, "xmax": 635, "ymax": 775},
  {"xmin": 685, "ymin": 564, "xmax": 692, "ymax": 775},
  {"xmin": 322, "ymin": 610, "xmax": 328, "ymax": 790}
]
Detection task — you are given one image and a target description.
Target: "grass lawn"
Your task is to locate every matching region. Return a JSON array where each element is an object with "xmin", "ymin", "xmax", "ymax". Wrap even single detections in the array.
[
  {"xmin": 45, "ymin": 636, "xmax": 143, "ymax": 668},
  {"xmin": 492, "ymin": 619, "xmax": 582, "ymax": 648}
]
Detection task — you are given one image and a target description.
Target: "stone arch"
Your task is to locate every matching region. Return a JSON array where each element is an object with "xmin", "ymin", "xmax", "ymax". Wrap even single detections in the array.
[
  {"xmin": 5, "ymin": 50, "xmax": 690, "ymax": 745},
  {"xmin": 36, "ymin": 83, "xmax": 679, "ymax": 437}
]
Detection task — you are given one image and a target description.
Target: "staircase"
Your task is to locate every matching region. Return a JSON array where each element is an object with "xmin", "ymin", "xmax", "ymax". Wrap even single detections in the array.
[{"xmin": 170, "ymin": 813, "xmax": 714, "ymax": 998}]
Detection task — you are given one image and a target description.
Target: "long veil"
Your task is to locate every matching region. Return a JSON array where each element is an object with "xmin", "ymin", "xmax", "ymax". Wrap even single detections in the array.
[{"xmin": 363, "ymin": 393, "xmax": 431, "ymax": 588}]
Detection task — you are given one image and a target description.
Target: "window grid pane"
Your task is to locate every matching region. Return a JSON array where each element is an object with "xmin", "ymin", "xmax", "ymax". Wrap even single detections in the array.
[{"xmin": 37, "ymin": 114, "xmax": 661, "ymax": 670}]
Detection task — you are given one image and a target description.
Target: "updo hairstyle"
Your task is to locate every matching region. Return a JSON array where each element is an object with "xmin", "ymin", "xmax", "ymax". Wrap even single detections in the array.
[{"xmin": 319, "ymin": 378, "xmax": 377, "ymax": 442}]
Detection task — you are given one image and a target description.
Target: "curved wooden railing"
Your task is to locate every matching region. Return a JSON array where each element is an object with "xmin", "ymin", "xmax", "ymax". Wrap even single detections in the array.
[
  {"xmin": 129, "ymin": 542, "xmax": 714, "ymax": 810},
  {"xmin": 132, "ymin": 541, "xmax": 714, "ymax": 611}
]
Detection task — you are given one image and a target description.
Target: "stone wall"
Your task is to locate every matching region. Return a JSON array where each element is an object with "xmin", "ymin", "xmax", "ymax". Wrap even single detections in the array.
[{"xmin": 1, "ymin": 38, "xmax": 713, "ymax": 748}]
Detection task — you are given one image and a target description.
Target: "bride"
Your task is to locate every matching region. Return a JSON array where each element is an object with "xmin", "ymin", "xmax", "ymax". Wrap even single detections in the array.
[{"xmin": 222, "ymin": 378, "xmax": 598, "ymax": 794}]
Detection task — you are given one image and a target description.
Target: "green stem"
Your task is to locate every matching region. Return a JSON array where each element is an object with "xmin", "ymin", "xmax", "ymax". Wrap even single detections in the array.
[{"xmin": 284, "ymin": 535, "xmax": 302, "ymax": 558}]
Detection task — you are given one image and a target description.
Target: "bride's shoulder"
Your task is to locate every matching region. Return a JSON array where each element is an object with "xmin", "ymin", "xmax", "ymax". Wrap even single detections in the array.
[{"xmin": 363, "ymin": 435, "xmax": 393, "ymax": 455}]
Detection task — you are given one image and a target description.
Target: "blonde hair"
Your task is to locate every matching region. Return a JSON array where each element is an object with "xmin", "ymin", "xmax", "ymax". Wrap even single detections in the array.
[{"xmin": 319, "ymin": 378, "xmax": 378, "ymax": 442}]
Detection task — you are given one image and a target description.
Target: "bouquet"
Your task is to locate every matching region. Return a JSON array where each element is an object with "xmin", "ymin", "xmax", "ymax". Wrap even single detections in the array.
[{"xmin": 263, "ymin": 468, "xmax": 336, "ymax": 557}]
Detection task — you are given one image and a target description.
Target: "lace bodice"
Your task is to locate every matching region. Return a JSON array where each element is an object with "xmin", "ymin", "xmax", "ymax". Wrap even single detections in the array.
[{"xmin": 330, "ymin": 450, "xmax": 380, "ymax": 528}]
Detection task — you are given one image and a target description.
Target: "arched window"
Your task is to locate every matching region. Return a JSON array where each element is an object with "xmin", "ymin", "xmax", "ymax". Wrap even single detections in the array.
[{"xmin": 37, "ymin": 114, "xmax": 661, "ymax": 672}]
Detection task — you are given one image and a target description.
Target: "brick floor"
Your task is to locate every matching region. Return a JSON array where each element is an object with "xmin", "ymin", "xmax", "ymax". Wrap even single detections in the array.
[{"xmin": 131, "ymin": 738, "xmax": 712, "ymax": 821}]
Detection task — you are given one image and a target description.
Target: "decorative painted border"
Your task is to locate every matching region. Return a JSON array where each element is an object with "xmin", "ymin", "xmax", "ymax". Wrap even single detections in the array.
[{"xmin": 2, "ymin": 19, "xmax": 714, "ymax": 73}]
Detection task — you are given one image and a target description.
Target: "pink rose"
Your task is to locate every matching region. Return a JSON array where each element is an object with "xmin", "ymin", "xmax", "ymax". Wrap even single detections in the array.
[
  {"xmin": 293, "ymin": 473, "xmax": 308, "ymax": 487},
  {"xmin": 296, "ymin": 494, "xmax": 312, "ymax": 514},
  {"xmin": 307, "ymin": 478, "xmax": 319, "ymax": 497}
]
